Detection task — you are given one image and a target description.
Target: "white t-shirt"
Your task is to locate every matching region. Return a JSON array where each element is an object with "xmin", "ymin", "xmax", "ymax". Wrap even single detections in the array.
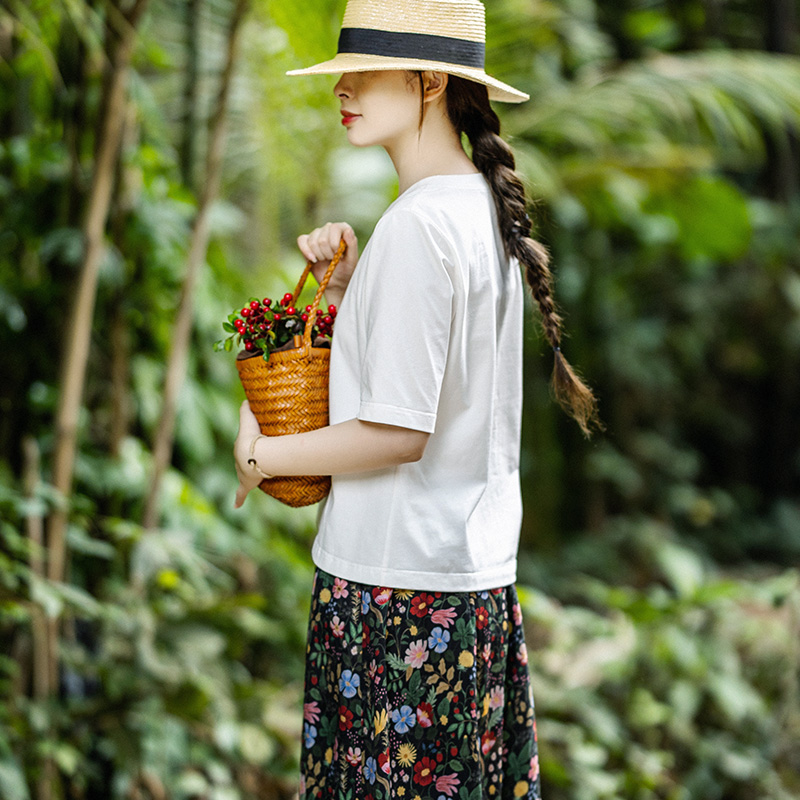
[{"xmin": 312, "ymin": 172, "xmax": 524, "ymax": 591}]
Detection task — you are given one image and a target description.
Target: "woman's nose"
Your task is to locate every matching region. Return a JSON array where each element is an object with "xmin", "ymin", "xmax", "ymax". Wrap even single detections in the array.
[{"xmin": 334, "ymin": 74, "xmax": 352, "ymax": 98}]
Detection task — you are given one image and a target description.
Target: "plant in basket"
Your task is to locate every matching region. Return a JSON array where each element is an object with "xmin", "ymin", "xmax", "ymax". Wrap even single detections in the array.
[
  {"xmin": 213, "ymin": 293, "xmax": 337, "ymax": 361},
  {"xmin": 214, "ymin": 240, "xmax": 346, "ymax": 508}
]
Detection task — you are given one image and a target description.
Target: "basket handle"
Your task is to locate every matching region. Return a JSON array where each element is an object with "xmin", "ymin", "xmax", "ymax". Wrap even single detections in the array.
[{"xmin": 291, "ymin": 237, "xmax": 347, "ymax": 350}]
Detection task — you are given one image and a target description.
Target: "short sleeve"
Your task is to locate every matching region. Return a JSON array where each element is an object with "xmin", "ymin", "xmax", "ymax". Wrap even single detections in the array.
[{"xmin": 357, "ymin": 208, "xmax": 456, "ymax": 433}]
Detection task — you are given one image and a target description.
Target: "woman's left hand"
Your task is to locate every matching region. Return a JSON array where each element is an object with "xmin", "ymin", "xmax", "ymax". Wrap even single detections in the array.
[{"xmin": 234, "ymin": 400, "xmax": 263, "ymax": 508}]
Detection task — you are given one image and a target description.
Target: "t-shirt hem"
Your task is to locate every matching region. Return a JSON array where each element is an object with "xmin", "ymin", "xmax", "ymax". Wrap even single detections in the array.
[
  {"xmin": 358, "ymin": 401, "xmax": 437, "ymax": 433},
  {"xmin": 311, "ymin": 539, "xmax": 517, "ymax": 592}
]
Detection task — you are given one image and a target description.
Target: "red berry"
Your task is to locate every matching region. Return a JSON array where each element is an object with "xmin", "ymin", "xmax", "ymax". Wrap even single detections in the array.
[
  {"xmin": 328, "ymin": 304, "xmax": 337, "ymax": 313},
  {"xmin": 301, "ymin": 314, "xmax": 308, "ymax": 322},
  {"xmin": 244, "ymin": 340, "xmax": 254, "ymax": 351},
  {"xmin": 305, "ymin": 305, "xmax": 312, "ymax": 312},
  {"xmin": 241, "ymin": 308, "xmax": 250, "ymax": 317},
  {"xmin": 316, "ymin": 309, "xmax": 323, "ymax": 315},
  {"xmin": 263, "ymin": 298, "xmax": 272, "ymax": 306},
  {"xmin": 323, "ymin": 315, "xmax": 332, "ymax": 324},
  {"xmin": 258, "ymin": 324, "xmax": 266, "ymax": 331},
  {"xmin": 273, "ymin": 313, "xmax": 281, "ymax": 320},
  {"xmin": 286, "ymin": 306, "xmax": 296, "ymax": 315},
  {"xmin": 250, "ymin": 300, "xmax": 260, "ymax": 309}
]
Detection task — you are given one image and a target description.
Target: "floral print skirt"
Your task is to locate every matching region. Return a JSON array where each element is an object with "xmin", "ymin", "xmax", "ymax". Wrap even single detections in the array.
[{"xmin": 300, "ymin": 567, "xmax": 541, "ymax": 800}]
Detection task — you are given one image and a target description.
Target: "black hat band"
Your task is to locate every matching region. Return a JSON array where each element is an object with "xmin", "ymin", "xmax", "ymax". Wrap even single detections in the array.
[{"xmin": 337, "ymin": 27, "xmax": 486, "ymax": 69}]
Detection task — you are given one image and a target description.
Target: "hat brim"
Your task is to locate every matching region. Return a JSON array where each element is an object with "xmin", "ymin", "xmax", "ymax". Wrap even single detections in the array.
[{"xmin": 286, "ymin": 52, "xmax": 529, "ymax": 104}]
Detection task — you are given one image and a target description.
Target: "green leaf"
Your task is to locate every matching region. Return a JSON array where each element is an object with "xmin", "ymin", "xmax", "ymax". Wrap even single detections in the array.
[
  {"xmin": 239, "ymin": 723, "xmax": 276, "ymax": 764},
  {"xmin": 654, "ymin": 539, "xmax": 705, "ymax": 597},
  {"xmin": 643, "ymin": 175, "xmax": 751, "ymax": 261},
  {"xmin": 0, "ymin": 758, "xmax": 30, "ymax": 800},
  {"xmin": 29, "ymin": 574, "xmax": 63, "ymax": 618},
  {"xmin": 223, "ymin": 321, "xmax": 235, "ymax": 333},
  {"xmin": 386, "ymin": 652, "xmax": 408, "ymax": 672}
]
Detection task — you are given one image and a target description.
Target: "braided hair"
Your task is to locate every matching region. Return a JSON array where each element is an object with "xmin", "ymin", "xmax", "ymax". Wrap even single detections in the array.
[{"xmin": 444, "ymin": 75, "xmax": 603, "ymax": 437}]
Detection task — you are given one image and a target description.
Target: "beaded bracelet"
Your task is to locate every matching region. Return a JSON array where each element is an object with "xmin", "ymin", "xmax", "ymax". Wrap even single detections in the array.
[{"xmin": 247, "ymin": 434, "xmax": 274, "ymax": 480}]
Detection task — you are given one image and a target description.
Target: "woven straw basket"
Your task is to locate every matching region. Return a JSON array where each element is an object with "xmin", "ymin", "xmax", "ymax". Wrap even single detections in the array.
[{"xmin": 236, "ymin": 240, "xmax": 346, "ymax": 507}]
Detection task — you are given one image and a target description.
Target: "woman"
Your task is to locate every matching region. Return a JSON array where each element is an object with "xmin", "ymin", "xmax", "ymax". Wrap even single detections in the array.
[{"xmin": 234, "ymin": 1, "xmax": 601, "ymax": 797}]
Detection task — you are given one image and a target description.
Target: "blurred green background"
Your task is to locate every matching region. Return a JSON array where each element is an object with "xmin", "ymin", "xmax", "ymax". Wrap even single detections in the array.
[{"xmin": 1, "ymin": 0, "xmax": 800, "ymax": 798}]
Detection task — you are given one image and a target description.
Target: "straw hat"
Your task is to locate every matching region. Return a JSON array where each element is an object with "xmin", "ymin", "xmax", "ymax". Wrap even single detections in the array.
[{"xmin": 286, "ymin": 0, "xmax": 529, "ymax": 104}]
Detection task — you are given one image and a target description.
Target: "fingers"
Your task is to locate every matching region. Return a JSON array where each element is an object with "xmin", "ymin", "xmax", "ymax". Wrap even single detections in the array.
[
  {"xmin": 341, "ymin": 225, "xmax": 357, "ymax": 251},
  {"xmin": 296, "ymin": 233, "xmax": 316, "ymax": 263},
  {"xmin": 233, "ymin": 451, "xmax": 260, "ymax": 508},
  {"xmin": 297, "ymin": 223, "xmax": 356, "ymax": 263},
  {"xmin": 234, "ymin": 400, "xmax": 262, "ymax": 508},
  {"xmin": 234, "ymin": 481, "xmax": 247, "ymax": 509}
]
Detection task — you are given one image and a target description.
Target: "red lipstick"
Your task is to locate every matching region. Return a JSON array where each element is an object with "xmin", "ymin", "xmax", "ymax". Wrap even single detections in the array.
[{"xmin": 341, "ymin": 110, "xmax": 359, "ymax": 126}]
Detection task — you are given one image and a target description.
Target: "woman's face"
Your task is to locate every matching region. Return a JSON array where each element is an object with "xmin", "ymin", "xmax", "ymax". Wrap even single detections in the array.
[{"xmin": 333, "ymin": 70, "xmax": 421, "ymax": 150}]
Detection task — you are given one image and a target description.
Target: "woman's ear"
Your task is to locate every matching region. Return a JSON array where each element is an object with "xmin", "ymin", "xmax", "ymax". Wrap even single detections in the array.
[{"xmin": 422, "ymin": 71, "xmax": 449, "ymax": 103}]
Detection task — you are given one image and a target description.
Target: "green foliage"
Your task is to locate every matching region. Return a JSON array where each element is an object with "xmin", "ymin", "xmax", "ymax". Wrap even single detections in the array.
[
  {"xmin": 519, "ymin": 520, "xmax": 800, "ymax": 800},
  {"xmin": 1, "ymin": 0, "xmax": 800, "ymax": 797},
  {"xmin": 1, "ymin": 475, "xmax": 316, "ymax": 798}
]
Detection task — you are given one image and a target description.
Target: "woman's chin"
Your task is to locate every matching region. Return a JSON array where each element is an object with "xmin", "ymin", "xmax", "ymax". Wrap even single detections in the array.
[{"xmin": 345, "ymin": 135, "xmax": 375, "ymax": 148}]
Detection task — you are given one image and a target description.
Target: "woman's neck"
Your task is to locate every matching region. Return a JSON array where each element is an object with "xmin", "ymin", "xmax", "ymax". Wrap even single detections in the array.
[{"xmin": 386, "ymin": 104, "xmax": 479, "ymax": 194}]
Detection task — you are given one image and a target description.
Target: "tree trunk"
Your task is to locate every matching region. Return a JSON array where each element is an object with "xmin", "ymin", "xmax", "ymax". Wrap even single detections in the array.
[
  {"xmin": 23, "ymin": 438, "xmax": 49, "ymax": 695},
  {"xmin": 142, "ymin": 0, "xmax": 250, "ymax": 529},
  {"xmin": 180, "ymin": 0, "xmax": 202, "ymax": 190},
  {"xmin": 22, "ymin": 437, "xmax": 55, "ymax": 800},
  {"xmin": 45, "ymin": 0, "xmax": 150, "ymax": 690},
  {"xmin": 109, "ymin": 100, "xmax": 141, "ymax": 458}
]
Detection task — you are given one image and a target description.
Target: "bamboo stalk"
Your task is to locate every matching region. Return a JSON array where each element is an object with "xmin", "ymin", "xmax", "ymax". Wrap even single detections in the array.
[
  {"xmin": 43, "ymin": 7, "xmax": 151, "ymax": 791},
  {"xmin": 109, "ymin": 100, "xmax": 140, "ymax": 458},
  {"xmin": 142, "ymin": 0, "xmax": 250, "ymax": 529},
  {"xmin": 22, "ymin": 437, "xmax": 54, "ymax": 800},
  {"xmin": 180, "ymin": 0, "xmax": 202, "ymax": 190},
  {"xmin": 47, "ymin": 0, "xmax": 151, "ymax": 584},
  {"xmin": 23, "ymin": 437, "xmax": 49, "ymax": 696}
]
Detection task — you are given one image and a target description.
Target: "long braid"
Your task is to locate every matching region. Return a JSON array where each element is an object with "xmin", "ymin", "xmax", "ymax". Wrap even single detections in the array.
[{"xmin": 445, "ymin": 75, "xmax": 603, "ymax": 437}]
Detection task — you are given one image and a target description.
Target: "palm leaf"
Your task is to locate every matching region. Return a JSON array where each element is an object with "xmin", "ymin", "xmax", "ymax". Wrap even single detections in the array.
[
  {"xmin": 517, "ymin": 51, "xmax": 800, "ymax": 159},
  {"xmin": 506, "ymin": 51, "xmax": 800, "ymax": 200}
]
